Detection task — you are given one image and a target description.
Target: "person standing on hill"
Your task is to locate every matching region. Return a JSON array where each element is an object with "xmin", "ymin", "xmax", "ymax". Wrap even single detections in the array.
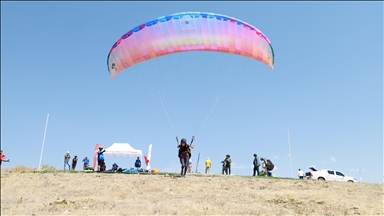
[
  {"xmin": 64, "ymin": 151, "xmax": 71, "ymax": 170},
  {"xmin": 221, "ymin": 159, "xmax": 226, "ymax": 174},
  {"xmin": 187, "ymin": 158, "xmax": 193, "ymax": 173},
  {"xmin": 253, "ymin": 153, "xmax": 261, "ymax": 176},
  {"xmin": 177, "ymin": 138, "xmax": 193, "ymax": 177},
  {"xmin": 82, "ymin": 156, "xmax": 90, "ymax": 170},
  {"xmin": 0, "ymin": 150, "xmax": 8, "ymax": 165},
  {"xmin": 224, "ymin": 154, "xmax": 232, "ymax": 175},
  {"xmin": 298, "ymin": 169, "xmax": 304, "ymax": 179},
  {"xmin": 205, "ymin": 157, "xmax": 211, "ymax": 174},
  {"xmin": 98, "ymin": 146, "xmax": 106, "ymax": 172},
  {"xmin": 71, "ymin": 156, "xmax": 78, "ymax": 170}
]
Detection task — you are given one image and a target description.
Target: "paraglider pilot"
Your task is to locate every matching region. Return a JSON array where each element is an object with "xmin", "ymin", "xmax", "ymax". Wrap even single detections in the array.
[
  {"xmin": 98, "ymin": 146, "xmax": 106, "ymax": 172},
  {"xmin": 177, "ymin": 137, "xmax": 194, "ymax": 177}
]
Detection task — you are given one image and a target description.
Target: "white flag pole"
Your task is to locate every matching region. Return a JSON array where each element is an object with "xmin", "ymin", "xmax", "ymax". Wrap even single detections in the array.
[
  {"xmin": 39, "ymin": 113, "xmax": 50, "ymax": 169},
  {"xmin": 288, "ymin": 130, "xmax": 293, "ymax": 178},
  {"xmin": 359, "ymin": 154, "xmax": 362, "ymax": 182}
]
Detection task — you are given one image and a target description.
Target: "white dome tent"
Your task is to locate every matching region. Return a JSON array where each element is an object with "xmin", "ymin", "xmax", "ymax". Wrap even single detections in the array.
[
  {"xmin": 95, "ymin": 143, "xmax": 152, "ymax": 171},
  {"xmin": 104, "ymin": 143, "xmax": 143, "ymax": 157}
]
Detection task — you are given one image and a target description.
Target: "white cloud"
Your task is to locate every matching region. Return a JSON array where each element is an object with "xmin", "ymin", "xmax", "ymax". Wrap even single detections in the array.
[
  {"xmin": 350, "ymin": 168, "xmax": 362, "ymax": 173},
  {"xmin": 231, "ymin": 162, "xmax": 246, "ymax": 169},
  {"xmin": 320, "ymin": 157, "xmax": 336, "ymax": 165},
  {"xmin": 273, "ymin": 156, "xmax": 279, "ymax": 160}
]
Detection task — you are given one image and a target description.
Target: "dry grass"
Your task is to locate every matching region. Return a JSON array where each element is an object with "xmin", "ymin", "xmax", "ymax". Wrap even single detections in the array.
[
  {"xmin": 2, "ymin": 165, "xmax": 37, "ymax": 173},
  {"xmin": 1, "ymin": 167, "xmax": 383, "ymax": 215}
]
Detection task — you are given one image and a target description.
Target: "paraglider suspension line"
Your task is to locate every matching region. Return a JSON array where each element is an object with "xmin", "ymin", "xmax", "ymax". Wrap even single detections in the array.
[
  {"xmin": 196, "ymin": 97, "xmax": 221, "ymax": 137},
  {"xmin": 160, "ymin": 99, "xmax": 177, "ymax": 137}
]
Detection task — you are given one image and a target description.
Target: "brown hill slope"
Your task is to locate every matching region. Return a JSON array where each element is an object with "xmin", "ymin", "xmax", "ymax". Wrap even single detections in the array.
[{"xmin": 1, "ymin": 167, "xmax": 383, "ymax": 215}]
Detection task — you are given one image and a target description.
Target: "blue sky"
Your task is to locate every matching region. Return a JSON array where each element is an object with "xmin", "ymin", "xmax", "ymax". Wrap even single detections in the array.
[{"xmin": 1, "ymin": 2, "xmax": 382, "ymax": 183}]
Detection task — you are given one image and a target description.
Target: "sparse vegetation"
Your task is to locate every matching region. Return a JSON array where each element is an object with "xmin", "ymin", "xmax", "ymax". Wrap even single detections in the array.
[
  {"xmin": 1, "ymin": 168, "xmax": 383, "ymax": 215},
  {"xmin": 41, "ymin": 164, "xmax": 57, "ymax": 172},
  {"xmin": 1, "ymin": 165, "xmax": 36, "ymax": 173}
]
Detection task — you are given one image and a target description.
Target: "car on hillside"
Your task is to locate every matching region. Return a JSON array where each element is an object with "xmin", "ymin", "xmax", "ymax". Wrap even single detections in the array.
[{"xmin": 307, "ymin": 166, "xmax": 358, "ymax": 182}]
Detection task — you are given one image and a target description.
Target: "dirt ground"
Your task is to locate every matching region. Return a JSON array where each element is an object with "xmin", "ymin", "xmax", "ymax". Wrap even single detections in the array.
[{"xmin": 1, "ymin": 166, "xmax": 383, "ymax": 215}]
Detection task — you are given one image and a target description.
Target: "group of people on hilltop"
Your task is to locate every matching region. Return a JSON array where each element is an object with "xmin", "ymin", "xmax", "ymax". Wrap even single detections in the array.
[
  {"xmin": 102, "ymin": 145, "xmax": 142, "ymax": 172},
  {"xmin": 61, "ymin": 139, "xmax": 297, "ymax": 179},
  {"xmin": 176, "ymin": 137, "xmax": 278, "ymax": 178},
  {"xmin": 64, "ymin": 151, "xmax": 87, "ymax": 171},
  {"xmin": 63, "ymin": 148, "xmax": 99, "ymax": 171},
  {"xmin": 177, "ymin": 137, "xmax": 232, "ymax": 177},
  {"xmin": 252, "ymin": 154, "xmax": 275, "ymax": 177},
  {"xmin": 110, "ymin": 157, "xmax": 142, "ymax": 173},
  {"xmin": 64, "ymin": 145, "xmax": 142, "ymax": 172}
]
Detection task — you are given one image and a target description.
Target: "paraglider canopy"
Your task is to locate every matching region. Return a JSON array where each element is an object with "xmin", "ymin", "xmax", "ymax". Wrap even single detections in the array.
[{"xmin": 107, "ymin": 11, "xmax": 274, "ymax": 78}]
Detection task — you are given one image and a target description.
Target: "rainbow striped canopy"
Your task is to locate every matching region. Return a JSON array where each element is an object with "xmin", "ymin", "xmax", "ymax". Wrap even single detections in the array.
[{"xmin": 107, "ymin": 12, "xmax": 275, "ymax": 78}]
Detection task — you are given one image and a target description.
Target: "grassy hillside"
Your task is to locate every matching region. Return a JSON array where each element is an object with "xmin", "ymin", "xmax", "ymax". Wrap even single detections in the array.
[{"xmin": 1, "ymin": 166, "xmax": 383, "ymax": 215}]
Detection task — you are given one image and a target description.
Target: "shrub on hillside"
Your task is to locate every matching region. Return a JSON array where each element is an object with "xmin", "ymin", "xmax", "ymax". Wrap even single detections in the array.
[
  {"xmin": 41, "ymin": 164, "xmax": 57, "ymax": 172},
  {"xmin": 4, "ymin": 165, "xmax": 35, "ymax": 173}
]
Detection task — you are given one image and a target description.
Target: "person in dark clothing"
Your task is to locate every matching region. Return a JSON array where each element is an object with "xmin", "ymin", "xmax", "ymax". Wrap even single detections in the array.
[
  {"xmin": 260, "ymin": 157, "xmax": 274, "ymax": 177},
  {"xmin": 71, "ymin": 156, "xmax": 78, "ymax": 170},
  {"xmin": 224, "ymin": 154, "xmax": 232, "ymax": 175},
  {"xmin": 112, "ymin": 162, "xmax": 119, "ymax": 172},
  {"xmin": 177, "ymin": 138, "xmax": 194, "ymax": 177},
  {"xmin": 221, "ymin": 160, "xmax": 226, "ymax": 174},
  {"xmin": 253, "ymin": 153, "xmax": 261, "ymax": 176},
  {"xmin": 134, "ymin": 157, "xmax": 141, "ymax": 168}
]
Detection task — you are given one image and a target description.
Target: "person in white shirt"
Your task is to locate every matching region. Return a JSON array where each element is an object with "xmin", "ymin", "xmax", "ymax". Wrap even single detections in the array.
[
  {"xmin": 187, "ymin": 158, "xmax": 193, "ymax": 173},
  {"xmin": 298, "ymin": 169, "xmax": 304, "ymax": 179}
]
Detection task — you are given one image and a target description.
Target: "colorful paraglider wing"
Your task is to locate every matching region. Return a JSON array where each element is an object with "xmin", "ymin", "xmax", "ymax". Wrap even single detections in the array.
[{"xmin": 107, "ymin": 12, "xmax": 274, "ymax": 78}]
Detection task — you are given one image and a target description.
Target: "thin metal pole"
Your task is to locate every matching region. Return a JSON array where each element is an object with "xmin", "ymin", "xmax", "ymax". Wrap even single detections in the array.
[
  {"xmin": 359, "ymin": 154, "xmax": 362, "ymax": 182},
  {"xmin": 288, "ymin": 130, "xmax": 293, "ymax": 178},
  {"xmin": 39, "ymin": 113, "xmax": 49, "ymax": 169},
  {"xmin": 195, "ymin": 152, "xmax": 200, "ymax": 173}
]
